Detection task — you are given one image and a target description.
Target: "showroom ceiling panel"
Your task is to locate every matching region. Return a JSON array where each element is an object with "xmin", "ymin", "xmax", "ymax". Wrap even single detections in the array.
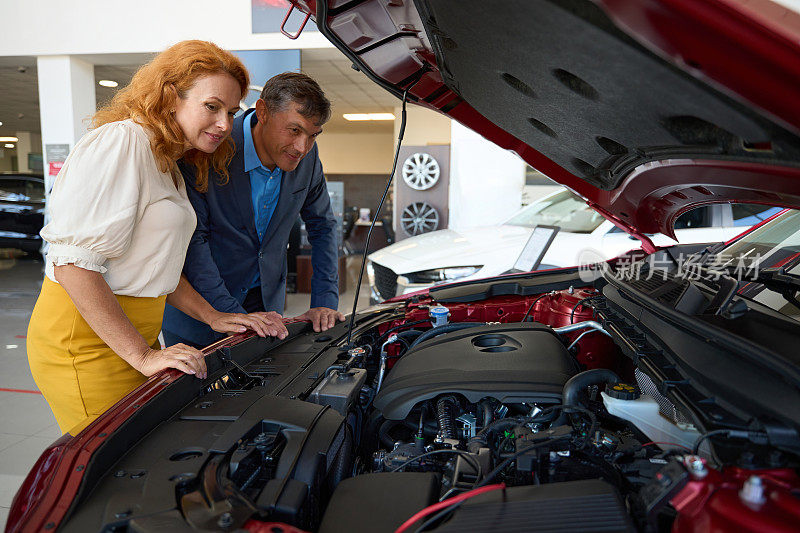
[
  {"xmin": 302, "ymin": 49, "xmax": 397, "ymax": 133},
  {"xmin": 0, "ymin": 49, "xmax": 399, "ymax": 138},
  {"xmin": 0, "ymin": 64, "xmax": 41, "ymax": 136}
]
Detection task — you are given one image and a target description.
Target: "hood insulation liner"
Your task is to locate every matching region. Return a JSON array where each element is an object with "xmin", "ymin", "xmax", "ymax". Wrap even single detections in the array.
[{"xmin": 419, "ymin": 0, "xmax": 800, "ymax": 190}]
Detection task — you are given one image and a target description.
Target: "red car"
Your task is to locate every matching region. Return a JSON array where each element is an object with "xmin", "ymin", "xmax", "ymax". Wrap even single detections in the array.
[{"xmin": 8, "ymin": 1, "xmax": 800, "ymax": 532}]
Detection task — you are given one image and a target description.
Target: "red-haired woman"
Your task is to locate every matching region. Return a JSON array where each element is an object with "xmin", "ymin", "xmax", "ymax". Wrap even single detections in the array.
[{"xmin": 27, "ymin": 40, "xmax": 287, "ymax": 435}]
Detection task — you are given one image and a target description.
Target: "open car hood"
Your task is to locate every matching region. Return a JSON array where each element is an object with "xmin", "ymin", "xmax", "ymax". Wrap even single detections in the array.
[{"xmin": 290, "ymin": 0, "xmax": 800, "ymax": 242}]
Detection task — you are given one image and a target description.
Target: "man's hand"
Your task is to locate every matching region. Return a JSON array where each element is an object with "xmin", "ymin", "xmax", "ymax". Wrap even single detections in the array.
[
  {"xmin": 296, "ymin": 307, "xmax": 346, "ymax": 332},
  {"xmin": 207, "ymin": 310, "xmax": 289, "ymax": 339}
]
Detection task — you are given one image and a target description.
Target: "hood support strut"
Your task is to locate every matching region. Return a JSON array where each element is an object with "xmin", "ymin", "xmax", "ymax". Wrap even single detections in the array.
[{"xmin": 590, "ymin": 202, "xmax": 656, "ymax": 254}]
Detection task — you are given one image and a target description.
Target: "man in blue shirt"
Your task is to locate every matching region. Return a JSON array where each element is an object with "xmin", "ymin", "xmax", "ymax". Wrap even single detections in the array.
[{"xmin": 163, "ymin": 73, "xmax": 344, "ymax": 347}]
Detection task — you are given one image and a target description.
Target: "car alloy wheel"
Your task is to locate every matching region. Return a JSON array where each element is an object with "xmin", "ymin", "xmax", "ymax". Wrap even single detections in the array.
[
  {"xmin": 401, "ymin": 201, "xmax": 440, "ymax": 236},
  {"xmin": 401, "ymin": 152, "xmax": 440, "ymax": 191}
]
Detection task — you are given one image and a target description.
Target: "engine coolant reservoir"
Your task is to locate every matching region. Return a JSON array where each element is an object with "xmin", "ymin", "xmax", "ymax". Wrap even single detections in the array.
[
  {"xmin": 429, "ymin": 305, "xmax": 450, "ymax": 327},
  {"xmin": 601, "ymin": 384, "xmax": 701, "ymax": 452}
]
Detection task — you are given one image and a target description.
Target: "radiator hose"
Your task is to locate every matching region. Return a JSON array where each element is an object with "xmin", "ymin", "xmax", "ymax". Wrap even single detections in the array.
[
  {"xmin": 379, "ymin": 419, "xmax": 402, "ymax": 448},
  {"xmin": 562, "ymin": 369, "xmax": 621, "ymax": 407}
]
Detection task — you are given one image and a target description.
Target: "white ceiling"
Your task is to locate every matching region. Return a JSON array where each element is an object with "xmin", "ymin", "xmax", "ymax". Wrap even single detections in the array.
[
  {"xmin": 0, "ymin": 48, "xmax": 398, "ymax": 142},
  {"xmin": 301, "ymin": 48, "xmax": 398, "ymax": 134}
]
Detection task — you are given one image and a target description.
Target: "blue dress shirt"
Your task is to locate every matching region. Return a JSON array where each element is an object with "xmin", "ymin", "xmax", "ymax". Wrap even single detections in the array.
[{"xmin": 244, "ymin": 112, "xmax": 282, "ymax": 287}]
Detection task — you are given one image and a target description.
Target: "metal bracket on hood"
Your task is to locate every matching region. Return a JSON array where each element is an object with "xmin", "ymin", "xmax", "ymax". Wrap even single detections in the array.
[{"xmin": 280, "ymin": 3, "xmax": 311, "ymax": 39}]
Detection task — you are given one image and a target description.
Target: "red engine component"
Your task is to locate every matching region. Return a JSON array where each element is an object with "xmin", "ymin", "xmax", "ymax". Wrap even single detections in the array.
[
  {"xmin": 671, "ymin": 466, "xmax": 800, "ymax": 532},
  {"xmin": 378, "ymin": 287, "xmax": 622, "ymax": 372},
  {"xmin": 243, "ymin": 520, "xmax": 309, "ymax": 533},
  {"xmin": 534, "ymin": 288, "xmax": 620, "ymax": 371}
]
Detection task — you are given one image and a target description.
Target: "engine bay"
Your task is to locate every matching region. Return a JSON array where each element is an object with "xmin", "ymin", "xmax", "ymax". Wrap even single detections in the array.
[{"xmin": 57, "ymin": 266, "xmax": 800, "ymax": 533}]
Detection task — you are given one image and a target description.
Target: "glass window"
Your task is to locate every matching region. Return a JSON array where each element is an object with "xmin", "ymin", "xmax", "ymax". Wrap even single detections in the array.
[
  {"xmin": 0, "ymin": 178, "xmax": 26, "ymax": 196},
  {"xmin": 731, "ymin": 204, "xmax": 782, "ymax": 227},
  {"xmin": 715, "ymin": 209, "xmax": 799, "ymax": 265},
  {"xmin": 504, "ymin": 190, "xmax": 605, "ymax": 233},
  {"xmin": 711, "ymin": 209, "xmax": 800, "ymax": 322},
  {"xmin": 674, "ymin": 206, "xmax": 712, "ymax": 229},
  {"xmin": 0, "ymin": 177, "xmax": 44, "ymax": 201},
  {"xmin": 24, "ymin": 178, "xmax": 45, "ymax": 201}
]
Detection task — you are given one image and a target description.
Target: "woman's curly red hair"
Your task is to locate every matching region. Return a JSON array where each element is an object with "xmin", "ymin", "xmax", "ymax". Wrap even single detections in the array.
[{"xmin": 92, "ymin": 40, "xmax": 249, "ymax": 192}]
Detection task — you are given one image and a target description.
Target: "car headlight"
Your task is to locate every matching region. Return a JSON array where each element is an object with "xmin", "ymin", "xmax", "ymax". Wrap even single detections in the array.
[
  {"xmin": 366, "ymin": 262, "xmax": 375, "ymax": 285},
  {"xmin": 404, "ymin": 266, "xmax": 482, "ymax": 284}
]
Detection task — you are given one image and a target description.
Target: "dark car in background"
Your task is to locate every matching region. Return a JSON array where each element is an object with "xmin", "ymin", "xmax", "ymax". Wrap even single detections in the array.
[
  {"xmin": 8, "ymin": 1, "xmax": 800, "ymax": 532},
  {"xmin": 0, "ymin": 173, "xmax": 45, "ymax": 256}
]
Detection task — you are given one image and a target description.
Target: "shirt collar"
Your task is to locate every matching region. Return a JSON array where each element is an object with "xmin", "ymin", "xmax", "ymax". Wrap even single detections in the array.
[{"xmin": 243, "ymin": 111, "xmax": 276, "ymax": 175}]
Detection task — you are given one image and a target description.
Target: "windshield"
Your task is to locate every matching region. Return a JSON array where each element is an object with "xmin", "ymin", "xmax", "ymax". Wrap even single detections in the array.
[
  {"xmin": 711, "ymin": 209, "xmax": 800, "ymax": 321},
  {"xmin": 505, "ymin": 190, "xmax": 605, "ymax": 233}
]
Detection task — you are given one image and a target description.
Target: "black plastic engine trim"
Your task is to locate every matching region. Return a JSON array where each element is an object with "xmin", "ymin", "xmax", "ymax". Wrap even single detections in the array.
[{"xmin": 374, "ymin": 322, "xmax": 579, "ymax": 420}]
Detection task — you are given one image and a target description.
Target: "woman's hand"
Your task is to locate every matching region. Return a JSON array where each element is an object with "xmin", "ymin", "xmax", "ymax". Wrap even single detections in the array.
[
  {"xmin": 208, "ymin": 310, "xmax": 289, "ymax": 339},
  {"xmin": 136, "ymin": 344, "xmax": 207, "ymax": 379}
]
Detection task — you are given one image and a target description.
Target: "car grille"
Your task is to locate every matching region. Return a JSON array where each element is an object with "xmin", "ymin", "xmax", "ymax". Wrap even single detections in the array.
[{"xmin": 372, "ymin": 262, "xmax": 398, "ymax": 301}]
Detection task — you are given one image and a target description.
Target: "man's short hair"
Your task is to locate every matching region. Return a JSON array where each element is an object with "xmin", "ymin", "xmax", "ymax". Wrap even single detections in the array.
[{"xmin": 260, "ymin": 72, "xmax": 331, "ymax": 125}]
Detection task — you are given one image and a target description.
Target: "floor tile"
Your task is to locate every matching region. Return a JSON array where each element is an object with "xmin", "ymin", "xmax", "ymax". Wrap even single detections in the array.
[
  {"xmin": 34, "ymin": 424, "xmax": 62, "ymax": 440},
  {"xmin": 0, "ymin": 392, "xmax": 56, "ymax": 437},
  {"xmin": 0, "ymin": 474, "xmax": 26, "ymax": 507},
  {"xmin": 0, "ymin": 436, "xmax": 55, "ymax": 478},
  {"xmin": 0, "ymin": 434, "xmax": 26, "ymax": 454},
  {"xmin": 0, "ymin": 359, "xmax": 39, "ymax": 392}
]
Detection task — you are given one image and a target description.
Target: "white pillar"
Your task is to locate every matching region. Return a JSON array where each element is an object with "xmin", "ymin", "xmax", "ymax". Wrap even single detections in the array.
[
  {"xmin": 447, "ymin": 121, "xmax": 525, "ymax": 231},
  {"xmin": 36, "ymin": 55, "xmax": 96, "ymax": 193},
  {"xmin": 14, "ymin": 131, "xmax": 33, "ymax": 173},
  {"xmin": 393, "ymin": 104, "xmax": 451, "ymax": 146}
]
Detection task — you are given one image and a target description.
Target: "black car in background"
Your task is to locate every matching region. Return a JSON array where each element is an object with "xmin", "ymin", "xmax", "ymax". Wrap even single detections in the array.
[{"xmin": 0, "ymin": 173, "xmax": 45, "ymax": 255}]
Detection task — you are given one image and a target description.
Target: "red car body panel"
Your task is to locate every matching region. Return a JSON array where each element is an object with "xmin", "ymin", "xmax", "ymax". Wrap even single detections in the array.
[
  {"xmin": 671, "ymin": 466, "xmax": 800, "ymax": 532},
  {"xmin": 7, "ymin": 332, "xmax": 258, "ymax": 532}
]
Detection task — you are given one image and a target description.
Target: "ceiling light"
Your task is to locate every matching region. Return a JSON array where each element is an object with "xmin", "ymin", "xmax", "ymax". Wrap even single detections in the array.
[
  {"xmin": 0, "ymin": 136, "xmax": 18, "ymax": 142},
  {"xmin": 0, "ymin": 121, "xmax": 3, "ymax": 126},
  {"xmin": 343, "ymin": 113, "xmax": 396, "ymax": 121},
  {"xmin": 98, "ymin": 80, "xmax": 118, "ymax": 88},
  {"xmin": 4, "ymin": 144, "xmax": 14, "ymax": 149}
]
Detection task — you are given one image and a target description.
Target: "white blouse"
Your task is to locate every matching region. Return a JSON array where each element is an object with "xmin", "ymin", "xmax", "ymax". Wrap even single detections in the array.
[{"xmin": 42, "ymin": 119, "xmax": 197, "ymax": 298}]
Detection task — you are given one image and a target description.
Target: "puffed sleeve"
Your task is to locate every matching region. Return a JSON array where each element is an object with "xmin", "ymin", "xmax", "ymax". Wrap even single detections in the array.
[{"xmin": 41, "ymin": 121, "xmax": 149, "ymax": 273}]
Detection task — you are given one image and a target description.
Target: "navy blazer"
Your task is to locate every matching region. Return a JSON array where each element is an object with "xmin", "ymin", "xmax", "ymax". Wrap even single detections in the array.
[{"xmin": 162, "ymin": 109, "xmax": 339, "ymax": 346}]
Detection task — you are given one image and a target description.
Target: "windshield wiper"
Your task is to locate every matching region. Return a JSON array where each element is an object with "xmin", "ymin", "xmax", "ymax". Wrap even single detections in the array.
[
  {"xmin": 707, "ymin": 261, "xmax": 800, "ymax": 315},
  {"xmin": 746, "ymin": 266, "xmax": 800, "ymax": 310},
  {"xmin": 697, "ymin": 242, "xmax": 728, "ymax": 264}
]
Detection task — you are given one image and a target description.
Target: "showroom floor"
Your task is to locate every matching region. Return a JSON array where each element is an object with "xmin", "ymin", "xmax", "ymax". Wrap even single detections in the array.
[{"xmin": 0, "ymin": 251, "xmax": 370, "ymax": 528}]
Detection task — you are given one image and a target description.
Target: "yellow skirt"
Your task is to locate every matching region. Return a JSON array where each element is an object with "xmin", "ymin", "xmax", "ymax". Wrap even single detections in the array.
[{"xmin": 27, "ymin": 277, "xmax": 165, "ymax": 435}]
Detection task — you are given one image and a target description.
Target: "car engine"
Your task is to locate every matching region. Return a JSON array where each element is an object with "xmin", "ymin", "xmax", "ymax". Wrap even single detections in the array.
[
  {"xmin": 311, "ymin": 288, "xmax": 645, "ymax": 532},
  {"xmin": 49, "ymin": 279, "xmax": 800, "ymax": 533}
]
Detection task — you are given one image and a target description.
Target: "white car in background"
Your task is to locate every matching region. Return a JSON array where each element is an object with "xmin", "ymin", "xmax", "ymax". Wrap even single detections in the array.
[{"xmin": 367, "ymin": 189, "xmax": 780, "ymax": 302}]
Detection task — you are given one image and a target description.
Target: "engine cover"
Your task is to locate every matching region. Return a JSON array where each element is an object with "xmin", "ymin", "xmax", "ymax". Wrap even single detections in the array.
[{"xmin": 374, "ymin": 323, "xmax": 579, "ymax": 420}]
